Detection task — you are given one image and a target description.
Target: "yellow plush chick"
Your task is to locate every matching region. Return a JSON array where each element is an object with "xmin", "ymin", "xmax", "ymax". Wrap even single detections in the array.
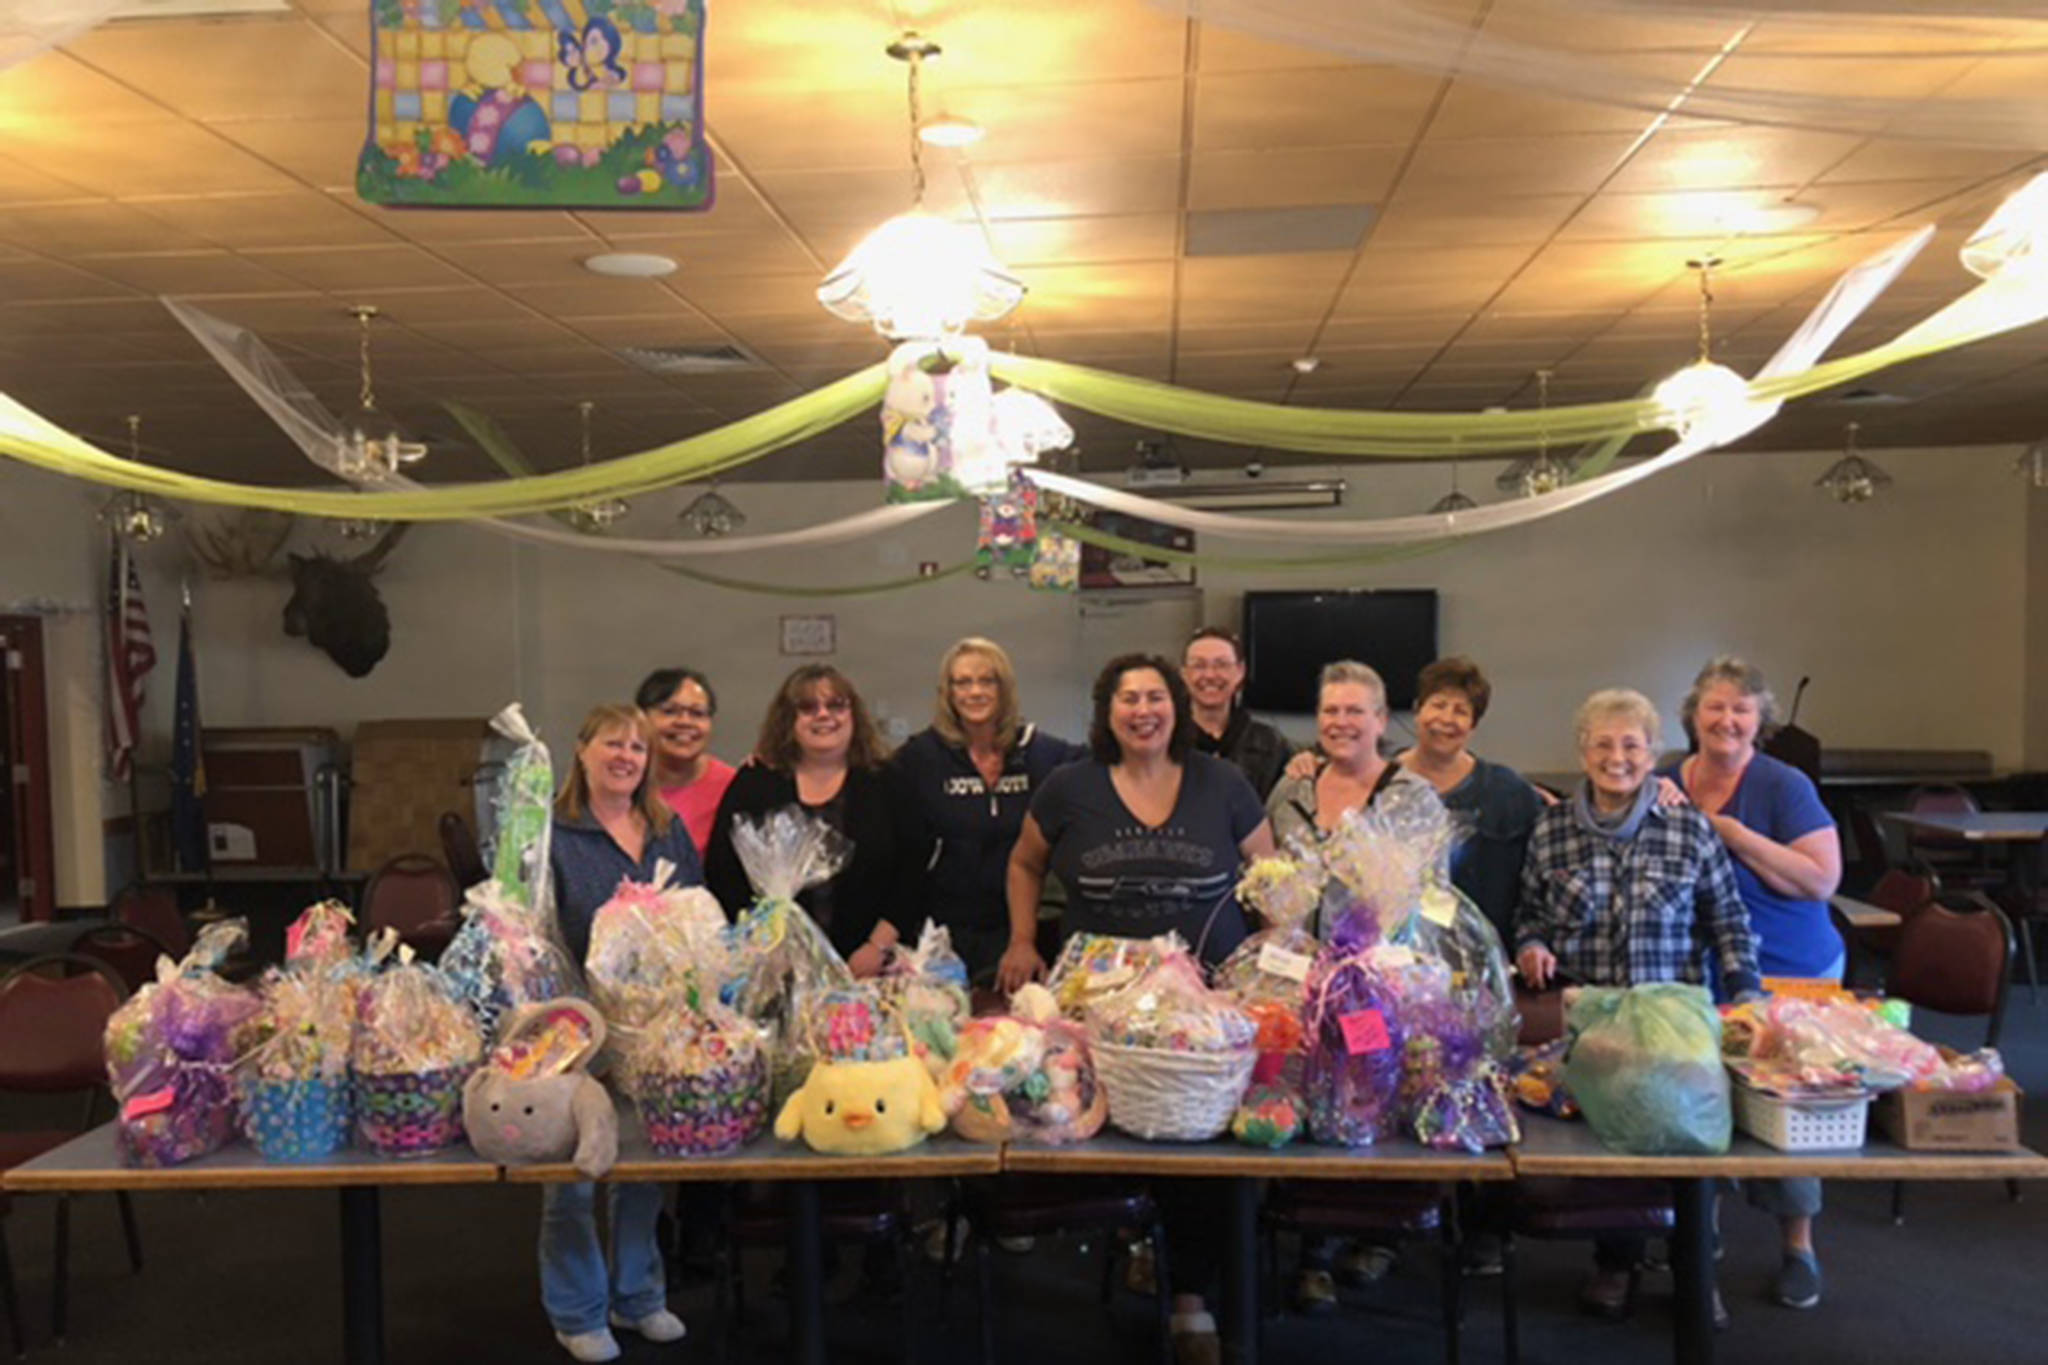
[{"xmin": 774, "ymin": 1053, "xmax": 946, "ymax": 1155}]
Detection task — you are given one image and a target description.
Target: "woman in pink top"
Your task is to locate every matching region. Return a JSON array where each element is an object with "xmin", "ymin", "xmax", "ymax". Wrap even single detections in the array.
[{"xmin": 634, "ymin": 668, "xmax": 735, "ymax": 859}]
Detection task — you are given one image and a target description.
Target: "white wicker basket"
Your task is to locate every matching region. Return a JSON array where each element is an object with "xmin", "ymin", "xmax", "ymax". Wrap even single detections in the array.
[
  {"xmin": 1732, "ymin": 1081, "xmax": 1870, "ymax": 1152},
  {"xmin": 1093, "ymin": 1041, "xmax": 1256, "ymax": 1142}
]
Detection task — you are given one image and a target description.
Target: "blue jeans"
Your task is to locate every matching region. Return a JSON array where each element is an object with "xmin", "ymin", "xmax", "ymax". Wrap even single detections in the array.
[{"xmin": 539, "ymin": 1181, "xmax": 668, "ymax": 1335}]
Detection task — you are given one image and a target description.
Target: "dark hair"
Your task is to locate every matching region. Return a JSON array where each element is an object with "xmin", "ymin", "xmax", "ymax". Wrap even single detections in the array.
[
  {"xmin": 754, "ymin": 664, "xmax": 889, "ymax": 772},
  {"xmin": 1184, "ymin": 626, "xmax": 1244, "ymax": 664},
  {"xmin": 1416, "ymin": 656, "xmax": 1492, "ymax": 723},
  {"xmin": 1088, "ymin": 653, "xmax": 1194, "ymax": 765},
  {"xmin": 634, "ymin": 667, "xmax": 718, "ymax": 717}
]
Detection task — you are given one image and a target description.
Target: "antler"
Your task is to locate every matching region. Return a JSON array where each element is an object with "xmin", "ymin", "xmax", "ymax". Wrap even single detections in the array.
[
  {"xmin": 180, "ymin": 508, "xmax": 295, "ymax": 578},
  {"xmin": 348, "ymin": 520, "xmax": 410, "ymax": 573}
]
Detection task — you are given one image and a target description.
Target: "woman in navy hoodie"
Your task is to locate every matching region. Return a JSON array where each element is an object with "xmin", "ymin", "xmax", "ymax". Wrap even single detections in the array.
[{"xmin": 889, "ymin": 637, "xmax": 1084, "ymax": 983}]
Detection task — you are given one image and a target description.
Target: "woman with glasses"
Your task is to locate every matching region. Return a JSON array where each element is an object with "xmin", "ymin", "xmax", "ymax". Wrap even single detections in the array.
[
  {"xmin": 703, "ymin": 663, "xmax": 920, "ymax": 976},
  {"xmin": 633, "ymin": 667, "xmax": 734, "ymax": 858},
  {"xmin": 1182, "ymin": 627, "xmax": 1293, "ymax": 799},
  {"xmin": 889, "ymin": 637, "xmax": 1084, "ymax": 983}
]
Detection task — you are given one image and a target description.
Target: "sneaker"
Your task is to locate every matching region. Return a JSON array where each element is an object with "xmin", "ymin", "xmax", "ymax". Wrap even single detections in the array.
[
  {"xmin": 1125, "ymin": 1241, "xmax": 1157, "ymax": 1296},
  {"xmin": 609, "ymin": 1309, "xmax": 686, "ymax": 1343},
  {"xmin": 919, "ymin": 1219, "xmax": 965, "ymax": 1265},
  {"xmin": 554, "ymin": 1328, "xmax": 621, "ymax": 1363},
  {"xmin": 1774, "ymin": 1251, "xmax": 1822, "ymax": 1310},
  {"xmin": 1335, "ymin": 1244, "xmax": 1397, "ymax": 1287},
  {"xmin": 1292, "ymin": 1268, "xmax": 1337, "ymax": 1316},
  {"xmin": 996, "ymin": 1235, "xmax": 1037, "ymax": 1254},
  {"xmin": 1578, "ymin": 1268, "xmax": 1632, "ymax": 1320},
  {"xmin": 1169, "ymin": 1310, "xmax": 1220, "ymax": 1365},
  {"xmin": 1713, "ymin": 1287, "xmax": 1731, "ymax": 1330}
]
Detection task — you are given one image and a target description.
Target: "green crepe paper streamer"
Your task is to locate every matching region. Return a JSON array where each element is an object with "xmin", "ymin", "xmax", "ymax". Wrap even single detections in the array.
[
  {"xmin": 654, "ymin": 558, "xmax": 977, "ymax": 596},
  {"xmin": 444, "ymin": 400, "xmax": 580, "ymax": 530}
]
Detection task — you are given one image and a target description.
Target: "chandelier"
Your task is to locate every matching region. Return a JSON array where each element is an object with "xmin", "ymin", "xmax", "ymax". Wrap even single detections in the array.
[
  {"xmin": 1816, "ymin": 421, "xmax": 1893, "ymax": 504},
  {"xmin": 567, "ymin": 400, "xmax": 630, "ymax": 533},
  {"xmin": 338, "ymin": 305, "xmax": 428, "ymax": 481}
]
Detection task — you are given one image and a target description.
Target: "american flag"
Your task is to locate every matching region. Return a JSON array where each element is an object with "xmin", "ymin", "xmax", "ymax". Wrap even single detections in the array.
[{"xmin": 105, "ymin": 536, "xmax": 155, "ymax": 780}]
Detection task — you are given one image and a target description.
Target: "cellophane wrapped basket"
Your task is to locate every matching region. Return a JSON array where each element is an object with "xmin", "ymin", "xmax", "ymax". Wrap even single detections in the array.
[
  {"xmin": 105, "ymin": 920, "xmax": 264, "ymax": 1168},
  {"xmin": 633, "ymin": 1004, "xmax": 771, "ymax": 1156},
  {"xmin": 441, "ymin": 878, "xmax": 581, "ymax": 1044},
  {"xmin": 351, "ymin": 933, "xmax": 483, "ymax": 1157},
  {"xmin": 237, "ymin": 966, "xmax": 358, "ymax": 1161},
  {"xmin": 1087, "ymin": 952, "xmax": 1256, "ymax": 1141},
  {"xmin": 584, "ymin": 862, "xmax": 730, "ymax": 1097}
]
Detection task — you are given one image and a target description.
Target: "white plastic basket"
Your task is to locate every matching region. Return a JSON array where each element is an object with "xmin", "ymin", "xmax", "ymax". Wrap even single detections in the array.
[
  {"xmin": 1093, "ymin": 1041, "xmax": 1256, "ymax": 1142},
  {"xmin": 1732, "ymin": 1081, "xmax": 1870, "ymax": 1152}
]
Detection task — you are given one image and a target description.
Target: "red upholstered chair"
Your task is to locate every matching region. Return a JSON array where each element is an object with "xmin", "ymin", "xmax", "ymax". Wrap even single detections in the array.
[
  {"xmin": 109, "ymin": 883, "xmax": 190, "ymax": 960},
  {"xmin": 1829, "ymin": 867, "xmax": 1939, "ymax": 988},
  {"xmin": 359, "ymin": 854, "xmax": 461, "ymax": 961},
  {"xmin": 69, "ymin": 924, "xmax": 173, "ymax": 998},
  {"xmin": 0, "ymin": 954, "xmax": 143, "ymax": 1353}
]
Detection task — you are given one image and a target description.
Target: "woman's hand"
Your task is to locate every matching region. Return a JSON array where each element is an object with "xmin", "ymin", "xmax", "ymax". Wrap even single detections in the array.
[
  {"xmin": 1516, "ymin": 943, "xmax": 1557, "ymax": 990},
  {"xmin": 1283, "ymin": 750, "xmax": 1321, "ymax": 782},
  {"xmin": 1655, "ymin": 776, "xmax": 1687, "ymax": 807},
  {"xmin": 847, "ymin": 942, "xmax": 887, "ymax": 979},
  {"xmin": 996, "ymin": 939, "xmax": 1046, "ymax": 995}
]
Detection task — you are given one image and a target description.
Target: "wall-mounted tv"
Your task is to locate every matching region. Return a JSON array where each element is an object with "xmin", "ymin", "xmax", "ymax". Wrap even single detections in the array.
[{"xmin": 1242, "ymin": 590, "xmax": 1439, "ymax": 713}]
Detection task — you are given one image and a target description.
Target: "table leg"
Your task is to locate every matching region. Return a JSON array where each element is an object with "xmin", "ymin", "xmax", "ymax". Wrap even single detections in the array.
[
  {"xmin": 1669, "ymin": 1177, "xmax": 1713, "ymax": 1365},
  {"xmin": 786, "ymin": 1180, "xmax": 825, "ymax": 1365},
  {"xmin": 339, "ymin": 1187, "xmax": 384, "ymax": 1365},
  {"xmin": 1220, "ymin": 1176, "xmax": 1258, "ymax": 1365}
]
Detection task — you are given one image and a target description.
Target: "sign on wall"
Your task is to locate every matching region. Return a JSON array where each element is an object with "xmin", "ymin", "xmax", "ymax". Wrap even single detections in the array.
[{"xmin": 357, "ymin": 0, "xmax": 712, "ymax": 210}]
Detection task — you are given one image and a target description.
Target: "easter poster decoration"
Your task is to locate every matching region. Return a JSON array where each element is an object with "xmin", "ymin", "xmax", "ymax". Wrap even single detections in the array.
[{"xmin": 357, "ymin": 0, "xmax": 711, "ymax": 209}]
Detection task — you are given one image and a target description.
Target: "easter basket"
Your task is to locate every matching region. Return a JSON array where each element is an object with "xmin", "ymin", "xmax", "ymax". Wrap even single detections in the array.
[
  {"xmin": 353, "ymin": 1064, "xmax": 474, "ymax": 1157},
  {"xmin": 636, "ymin": 1054, "xmax": 770, "ymax": 1157},
  {"xmin": 239, "ymin": 1075, "xmax": 353, "ymax": 1162},
  {"xmin": 1093, "ymin": 1041, "xmax": 1256, "ymax": 1142}
]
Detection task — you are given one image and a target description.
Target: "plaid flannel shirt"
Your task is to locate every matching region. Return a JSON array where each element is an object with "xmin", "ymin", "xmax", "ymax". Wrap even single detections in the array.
[{"xmin": 1514, "ymin": 799, "xmax": 1760, "ymax": 996}]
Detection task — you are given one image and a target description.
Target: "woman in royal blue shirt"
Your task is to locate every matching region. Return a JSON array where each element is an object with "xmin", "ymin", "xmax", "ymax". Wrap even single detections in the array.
[{"xmin": 1667, "ymin": 656, "xmax": 1843, "ymax": 1317}]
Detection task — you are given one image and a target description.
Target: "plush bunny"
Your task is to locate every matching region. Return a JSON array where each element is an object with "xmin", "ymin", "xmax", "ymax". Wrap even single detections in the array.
[
  {"xmin": 462, "ymin": 999, "xmax": 618, "ymax": 1178},
  {"xmin": 773, "ymin": 1052, "xmax": 947, "ymax": 1156}
]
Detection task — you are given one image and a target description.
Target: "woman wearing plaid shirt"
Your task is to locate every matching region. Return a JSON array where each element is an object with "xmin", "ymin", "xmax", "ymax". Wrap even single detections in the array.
[{"xmin": 1514, "ymin": 687, "xmax": 1759, "ymax": 1321}]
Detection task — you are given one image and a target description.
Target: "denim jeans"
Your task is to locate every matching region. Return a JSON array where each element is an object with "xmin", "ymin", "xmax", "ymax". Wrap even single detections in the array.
[{"xmin": 539, "ymin": 1181, "xmax": 668, "ymax": 1334}]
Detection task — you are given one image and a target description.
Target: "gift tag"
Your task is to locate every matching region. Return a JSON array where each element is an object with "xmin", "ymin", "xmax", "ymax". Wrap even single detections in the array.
[
  {"xmin": 1419, "ymin": 886, "xmax": 1459, "ymax": 928},
  {"xmin": 1339, "ymin": 1009, "xmax": 1391, "ymax": 1055},
  {"xmin": 122, "ymin": 1088, "xmax": 176, "ymax": 1121},
  {"xmin": 1257, "ymin": 943, "xmax": 1313, "ymax": 983}
]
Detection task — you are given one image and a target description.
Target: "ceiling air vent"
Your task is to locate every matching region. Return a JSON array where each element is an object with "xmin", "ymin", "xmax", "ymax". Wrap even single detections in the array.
[{"xmin": 620, "ymin": 343, "xmax": 765, "ymax": 375}]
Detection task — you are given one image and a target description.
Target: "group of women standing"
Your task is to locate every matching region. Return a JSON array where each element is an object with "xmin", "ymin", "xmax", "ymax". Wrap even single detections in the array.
[{"xmin": 532, "ymin": 628, "xmax": 1842, "ymax": 1363}]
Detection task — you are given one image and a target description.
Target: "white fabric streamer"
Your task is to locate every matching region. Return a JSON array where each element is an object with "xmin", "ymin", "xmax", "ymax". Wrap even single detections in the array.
[{"xmin": 0, "ymin": 0, "xmax": 124, "ymax": 73}]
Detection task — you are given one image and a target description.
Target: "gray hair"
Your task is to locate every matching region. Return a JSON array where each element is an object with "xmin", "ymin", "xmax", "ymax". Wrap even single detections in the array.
[
  {"xmin": 1574, "ymin": 688, "xmax": 1661, "ymax": 750},
  {"xmin": 1679, "ymin": 655, "xmax": 1778, "ymax": 741},
  {"xmin": 1319, "ymin": 659, "xmax": 1387, "ymax": 716}
]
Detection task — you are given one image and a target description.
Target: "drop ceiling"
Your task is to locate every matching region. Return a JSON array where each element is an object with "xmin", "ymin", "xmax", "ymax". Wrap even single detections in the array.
[{"xmin": 0, "ymin": 0, "xmax": 2043, "ymax": 488}]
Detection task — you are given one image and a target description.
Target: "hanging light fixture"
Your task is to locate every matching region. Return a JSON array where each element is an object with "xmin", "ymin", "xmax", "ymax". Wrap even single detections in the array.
[
  {"xmin": 816, "ymin": 32, "xmax": 1024, "ymax": 340},
  {"xmin": 1652, "ymin": 257, "xmax": 1757, "ymax": 447},
  {"xmin": 676, "ymin": 482, "xmax": 747, "ymax": 538},
  {"xmin": 338, "ymin": 305, "xmax": 428, "ymax": 481},
  {"xmin": 566, "ymin": 400, "xmax": 630, "ymax": 533},
  {"xmin": 333, "ymin": 512, "xmax": 387, "ymax": 542},
  {"xmin": 1816, "ymin": 421, "xmax": 1894, "ymax": 504},
  {"xmin": 1495, "ymin": 370, "xmax": 1573, "ymax": 496},
  {"xmin": 101, "ymin": 414, "xmax": 168, "ymax": 543},
  {"xmin": 2016, "ymin": 438, "xmax": 2048, "ymax": 489},
  {"xmin": 991, "ymin": 387, "xmax": 1072, "ymax": 467},
  {"xmin": 1429, "ymin": 457, "xmax": 1477, "ymax": 514}
]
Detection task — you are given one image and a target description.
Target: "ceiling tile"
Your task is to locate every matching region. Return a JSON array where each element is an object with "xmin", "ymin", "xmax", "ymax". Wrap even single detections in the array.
[
  {"xmin": 1368, "ymin": 192, "xmax": 1579, "ymax": 248},
  {"xmin": 1401, "ymin": 133, "xmax": 1641, "ymax": 197},
  {"xmin": 132, "ymin": 191, "xmax": 396, "ymax": 250},
  {"xmin": 69, "ymin": 250, "xmax": 305, "ymax": 296},
  {"xmin": 1188, "ymin": 145, "xmax": 1405, "ymax": 211},
  {"xmin": 0, "ymin": 50, "xmax": 180, "ymax": 126},
  {"xmin": 1177, "ymin": 252, "xmax": 1352, "ymax": 328},
  {"xmin": 1193, "ymin": 67, "xmax": 1441, "ymax": 151},
  {"xmin": 1815, "ymin": 141, "xmax": 2039, "ymax": 187},
  {"xmin": 936, "ymin": 79, "xmax": 1187, "ymax": 166},
  {"xmin": 0, "ymin": 155, "xmax": 93, "ymax": 204},
  {"xmin": 249, "ymin": 244, "xmax": 476, "ymax": 292},
  {"xmin": 1603, "ymin": 125, "xmax": 1864, "ymax": 193},
  {"xmin": 972, "ymin": 157, "xmax": 1183, "ymax": 218},
  {"xmin": 3, "ymin": 119, "xmax": 298, "ymax": 195},
  {"xmin": 0, "ymin": 257, "xmax": 139, "ymax": 301},
  {"xmin": 348, "ymin": 200, "xmax": 600, "ymax": 246},
  {"xmin": 0, "ymin": 201, "xmax": 208, "ymax": 255},
  {"xmin": 1335, "ymin": 246, "xmax": 1530, "ymax": 316},
  {"xmin": 66, "ymin": 17, "xmax": 366, "ymax": 124},
  {"xmin": 499, "ymin": 278, "xmax": 702, "ymax": 319},
  {"xmin": 1193, "ymin": 24, "xmax": 1355, "ymax": 74},
  {"xmin": 985, "ymin": 214, "xmax": 1178, "ymax": 266},
  {"xmin": 213, "ymin": 117, "xmax": 369, "ymax": 190}
]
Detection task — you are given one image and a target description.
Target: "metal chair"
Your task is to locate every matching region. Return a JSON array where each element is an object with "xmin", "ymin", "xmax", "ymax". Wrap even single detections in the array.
[
  {"xmin": 1884, "ymin": 892, "xmax": 2018, "ymax": 1223},
  {"xmin": 0, "ymin": 954, "xmax": 144, "ymax": 1353},
  {"xmin": 1901, "ymin": 785, "xmax": 1995, "ymax": 890},
  {"xmin": 359, "ymin": 854, "xmax": 460, "ymax": 961}
]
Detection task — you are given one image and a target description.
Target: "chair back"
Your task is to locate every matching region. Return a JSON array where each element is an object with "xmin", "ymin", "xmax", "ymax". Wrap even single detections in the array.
[
  {"xmin": 1907, "ymin": 784, "xmax": 1980, "ymax": 817},
  {"xmin": 0, "ymin": 955, "xmax": 127, "ymax": 1093},
  {"xmin": 360, "ymin": 854, "xmax": 459, "ymax": 941},
  {"xmin": 111, "ymin": 883, "xmax": 191, "ymax": 959},
  {"xmin": 1845, "ymin": 803, "xmax": 1891, "ymax": 889},
  {"xmin": 437, "ymin": 811, "xmax": 488, "ymax": 891},
  {"xmin": 1887, "ymin": 893, "xmax": 2014, "ymax": 1047},
  {"xmin": 70, "ymin": 924, "xmax": 172, "ymax": 997},
  {"xmin": 1866, "ymin": 868, "xmax": 1938, "ymax": 919}
]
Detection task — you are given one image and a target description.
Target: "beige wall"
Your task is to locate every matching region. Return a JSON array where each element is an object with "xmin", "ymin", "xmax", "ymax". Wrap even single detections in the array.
[{"xmin": 0, "ymin": 440, "xmax": 2032, "ymax": 890}]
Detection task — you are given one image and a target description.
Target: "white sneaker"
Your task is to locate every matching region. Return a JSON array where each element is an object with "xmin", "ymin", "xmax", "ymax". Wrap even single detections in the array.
[
  {"xmin": 554, "ymin": 1328, "xmax": 621, "ymax": 1363},
  {"xmin": 610, "ymin": 1308, "xmax": 687, "ymax": 1343}
]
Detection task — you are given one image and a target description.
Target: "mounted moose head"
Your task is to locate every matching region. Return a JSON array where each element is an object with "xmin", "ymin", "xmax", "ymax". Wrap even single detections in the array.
[{"xmin": 283, "ymin": 524, "xmax": 409, "ymax": 678}]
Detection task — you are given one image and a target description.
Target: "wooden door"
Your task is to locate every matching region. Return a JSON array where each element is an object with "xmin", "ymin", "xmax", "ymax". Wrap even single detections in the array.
[{"xmin": 0, "ymin": 617, "xmax": 55, "ymax": 922}]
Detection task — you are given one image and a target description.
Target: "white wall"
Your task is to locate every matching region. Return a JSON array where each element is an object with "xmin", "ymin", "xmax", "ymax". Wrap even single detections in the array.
[{"xmin": 0, "ymin": 440, "xmax": 2032, "ymax": 890}]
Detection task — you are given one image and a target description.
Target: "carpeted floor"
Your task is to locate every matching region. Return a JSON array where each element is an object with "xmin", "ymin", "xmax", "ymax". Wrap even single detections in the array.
[{"xmin": 6, "ymin": 1001, "xmax": 2045, "ymax": 1365}]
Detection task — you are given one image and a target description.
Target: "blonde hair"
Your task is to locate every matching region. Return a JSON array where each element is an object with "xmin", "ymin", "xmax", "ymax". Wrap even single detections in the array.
[
  {"xmin": 1318, "ymin": 659, "xmax": 1387, "ymax": 716},
  {"xmin": 553, "ymin": 704, "xmax": 675, "ymax": 832},
  {"xmin": 1574, "ymin": 688, "xmax": 1661, "ymax": 751},
  {"xmin": 931, "ymin": 637, "xmax": 1021, "ymax": 751}
]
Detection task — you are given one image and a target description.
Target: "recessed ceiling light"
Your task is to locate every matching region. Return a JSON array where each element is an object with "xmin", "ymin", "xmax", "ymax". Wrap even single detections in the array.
[
  {"xmin": 1724, "ymin": 200, "xmax": 1824, "ymax": 233},
  {"xmin": 918, "ymin": 115, "xmax": 983, "ymax": 148},
  {"xmin": 1291, "ymin": 356, "xmax": 1321, "ymax": 374},
  {"xmin": 582, "ymin": 252, "xmax": 678, "ymax": 279}
]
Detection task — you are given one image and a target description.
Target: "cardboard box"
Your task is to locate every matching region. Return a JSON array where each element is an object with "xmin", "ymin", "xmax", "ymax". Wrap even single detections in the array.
[{"xmin": 1873, "ymin": 1077, "xmax": 2022, "ymax": 1151}]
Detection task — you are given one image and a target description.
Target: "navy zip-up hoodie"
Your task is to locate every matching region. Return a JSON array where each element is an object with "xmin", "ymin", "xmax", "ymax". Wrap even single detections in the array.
[{"xmin": 888, "ymin": 723, "xmax": 1085, "ymax": 975}]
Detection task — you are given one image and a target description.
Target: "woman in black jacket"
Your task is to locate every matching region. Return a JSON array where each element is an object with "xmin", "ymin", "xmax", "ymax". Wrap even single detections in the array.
[
  {"xmin": 889, "ymin": 637, "xmax": 1084, "ymax": 983},
  {"xmin": 703, "ymin": 664, "xmax": 919, "ymax": 976}
]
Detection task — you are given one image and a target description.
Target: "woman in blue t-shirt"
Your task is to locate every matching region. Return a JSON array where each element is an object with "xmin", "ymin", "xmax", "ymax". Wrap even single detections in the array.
[
  {"xmin": 1668, "ymin": 656, "xmax": 1843, "ymax": 1317},
  {"xmin": 1002, "ymin": 652, "xmax": 1274, "ymax": 1365}
]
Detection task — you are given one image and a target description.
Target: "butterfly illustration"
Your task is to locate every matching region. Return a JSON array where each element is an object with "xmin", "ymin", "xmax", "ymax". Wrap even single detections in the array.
[{"xmin": 558, "ymin": 17, "xmax": 627, "ymax": 92}]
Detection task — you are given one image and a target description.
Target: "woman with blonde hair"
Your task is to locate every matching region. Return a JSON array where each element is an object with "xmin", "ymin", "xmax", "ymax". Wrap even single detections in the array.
[
  {"xmin": 889, "ymin": 637, "xmax": 1083, "ymax": 982},
  {"xmin": 544, "ymin": 702, "xmax": 700, "ymax": 1362},
  {"xmin": 703, "ymin": 664, "xmax": 919, "ymax": 976}
]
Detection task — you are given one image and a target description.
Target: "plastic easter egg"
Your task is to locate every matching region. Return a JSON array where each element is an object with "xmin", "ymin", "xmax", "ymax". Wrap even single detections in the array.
[
  {"xmin": 616, "ymin": 174, "xmax": 643, "ymax": 195},
  {"xmin": 553, "ymin": 144, "xmax": 583, "ymax": 167},
  {"xmin": 495, "ymin": 99, "xmax": 552, "ymax": 167},
  {"xmin": 633, "ymin": 168, "xmax": 663, "ymax": 193}
]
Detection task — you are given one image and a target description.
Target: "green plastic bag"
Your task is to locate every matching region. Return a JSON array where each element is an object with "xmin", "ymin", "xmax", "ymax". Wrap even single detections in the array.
[
  {"xmin": 488, "ymin": 704, "xmax": 554, "ymax": 914},
  {"xmin": 1563, "ymin": 983, "xmax": 1730, "ymax": 1155}
]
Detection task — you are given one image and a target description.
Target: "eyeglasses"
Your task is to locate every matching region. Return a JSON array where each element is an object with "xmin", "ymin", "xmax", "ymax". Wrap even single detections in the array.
[
  {"xmin": 796, "ymin": 696, "xmax": 852, "ymax": 717},
  {"xmin": 654, "ymin": 703, "xmax": 712, "ymax": 721},
  {"xmin": 1183, "ymin": 659, "xmax": 1239, "ymax": 674},
  {"xmin": 948, "ymin": 675, "xmax": 999, "ymax": 692}
]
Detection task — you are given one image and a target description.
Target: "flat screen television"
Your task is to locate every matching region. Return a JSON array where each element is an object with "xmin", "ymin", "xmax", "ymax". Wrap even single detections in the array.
[{"xmin": 1242, "ymin": 590, "xmax": 1439, "ymax": 713}]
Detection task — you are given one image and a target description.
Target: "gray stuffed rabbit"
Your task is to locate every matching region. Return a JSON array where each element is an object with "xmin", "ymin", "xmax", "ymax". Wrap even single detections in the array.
[{"xmin": 462, "ymin": 998, "xmax": 618, "ymax": 1179}]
